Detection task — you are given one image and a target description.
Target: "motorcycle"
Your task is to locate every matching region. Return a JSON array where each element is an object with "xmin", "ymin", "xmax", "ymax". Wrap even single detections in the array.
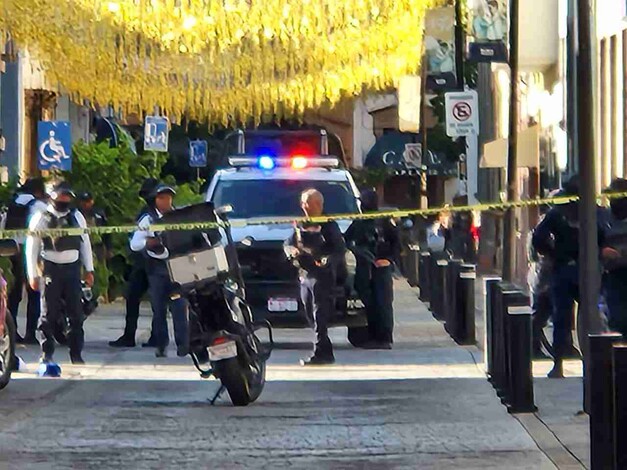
[
  {"xmin": 0, "ymin": 239, "xmax": 19, "ymax": 390},
  {"xmin": 160, "ymin": 202, "xmax": 272, "ymax": 406}
]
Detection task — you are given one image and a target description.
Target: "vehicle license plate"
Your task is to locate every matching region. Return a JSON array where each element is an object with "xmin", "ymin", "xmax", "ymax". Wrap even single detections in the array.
[
  {"xmin": 267, "ymin": 298, "xmax": 298, "ymax": 312},
  {"xmin": 208, "ymin": 341, "xmax": 238, "ymax": 361}
]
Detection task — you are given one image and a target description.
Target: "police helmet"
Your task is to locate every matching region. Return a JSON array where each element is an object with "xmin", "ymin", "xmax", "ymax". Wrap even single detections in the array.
[
  {"xmin": 50, "ymin": 181, "xmax": 76, "ymax": 200},
  {"xmin": 360, "ymin": 188, "xmax": 379, "ymax": 212},
  {"xmin": 150, "ymin": 183, "xmax": 176, "ymax": 198},
  {"xmin": 139, "ymin": 178, "xmax": 159, "ymax": 200},
  {"xmin": 78, "ymin": 191, "xmax": 93, "ymax": 202},
  {"xmin": 21, "ymin": 177, "xmax": 46, "ymax": 196}
]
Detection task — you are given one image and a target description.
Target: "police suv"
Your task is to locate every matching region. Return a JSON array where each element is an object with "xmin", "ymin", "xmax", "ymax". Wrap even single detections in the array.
[{"xmin": 205, "ymin": 129, "xmax": 366, "ymax": 329}]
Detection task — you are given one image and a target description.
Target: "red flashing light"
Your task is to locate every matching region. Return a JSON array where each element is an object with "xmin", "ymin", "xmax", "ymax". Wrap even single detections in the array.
[{"xmin": 291, "ymin": 156, "xmax": 308, "ymax": 169}]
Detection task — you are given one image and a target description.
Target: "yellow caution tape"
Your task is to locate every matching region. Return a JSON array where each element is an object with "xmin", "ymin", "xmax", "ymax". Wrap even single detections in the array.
[{"xmin": 0, "ymin": 191, "xmax": 623, "ymax": 239}]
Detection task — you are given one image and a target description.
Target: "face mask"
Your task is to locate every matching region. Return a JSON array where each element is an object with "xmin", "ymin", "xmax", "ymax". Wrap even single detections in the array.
[{"xmin": 53, "ymin": 201, "xmax": 71, "ymax": 213}]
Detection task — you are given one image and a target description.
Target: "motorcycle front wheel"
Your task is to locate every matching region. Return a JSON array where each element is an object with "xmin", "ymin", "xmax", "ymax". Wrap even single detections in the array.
[{"xmin": 0, "ymin": 313, "xmax": 16, "ymax": 390}]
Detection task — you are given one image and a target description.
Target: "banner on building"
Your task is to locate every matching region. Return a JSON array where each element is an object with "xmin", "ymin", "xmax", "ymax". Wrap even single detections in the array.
[
  {"xmin": 467, "ymin": 0, "xmax": 509, "ymax": 63},
  {"xmin": 398, "ymin": 75, "xmax": 422, "ymax": 133},
  {"xmin": 424, "ymin": 7, "xmax": 457, "ymax": 90}
]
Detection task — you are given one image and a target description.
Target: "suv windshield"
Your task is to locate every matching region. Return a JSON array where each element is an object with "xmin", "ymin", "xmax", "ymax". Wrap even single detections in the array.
[{"xmin": 212, "ymin": 179, "xmax": 359, "ymax": 219}]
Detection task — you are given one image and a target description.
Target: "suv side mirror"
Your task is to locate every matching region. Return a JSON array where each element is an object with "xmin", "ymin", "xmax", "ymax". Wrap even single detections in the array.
[{"xmin": 215, "ymin": 205, "xmax": 233, "ymax": 216}]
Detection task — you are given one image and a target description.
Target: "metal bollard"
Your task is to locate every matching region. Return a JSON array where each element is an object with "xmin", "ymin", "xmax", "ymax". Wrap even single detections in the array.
[
  {"xmin": 445, "ymin": 259, "xmax": 463, "ymax": 332},
  {"xmin": 485, "ymin": 277, "xmax": 502, "ymax": 381},
  {"xmin": 428, "ymin": 254, "xmax": 440, "ymax": 314},
  {"xmin": 406, "ymin": 244, "xmax": 420, "ymax": 287},
  {"xmin": 589, "ymin": 334, "xmax": 623, "ymax": 470},
  {"xmin": 419, "ymin": 252, "xmax": 431, "ymax": 302},
  {"xmin": 433, "ymin": 259, "xmax": 449, "ymax": 320},
  {"xmin": 455, "ymin": 264, "xmax": 476, "ymax": 345},
  {"xmin": 495, "ymin": 284, "xmax": 528, "ymax": 400},
  {"xmin": 613, "ymin": 343, "xmax": 627, "ymax": 469},
  {"xmin": 506, "ymin": 305, "xmax": 537, "ymax": 413}
]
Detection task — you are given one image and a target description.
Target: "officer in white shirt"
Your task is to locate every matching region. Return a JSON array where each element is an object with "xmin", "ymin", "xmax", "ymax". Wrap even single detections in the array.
[
  {"xmin": 25, "ymin": 182, "xmax": 94, "ymax": 365},
  {"xmin": 4, "ymin": 178, "xmax": 48, "ymax": 343},
  {"xmin": 130, "ymin": 183, "xmax": 189, "ymax": 358}
]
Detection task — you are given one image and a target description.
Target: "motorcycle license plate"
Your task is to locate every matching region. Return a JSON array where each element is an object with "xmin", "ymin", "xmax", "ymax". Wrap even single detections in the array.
[
  {"xmin": 268, "ymin": 298, "xmax": 298, "ymax": 312},
  {"xmin": 208, "ymin": 341, "xmax": 238, "ymax": 361}
]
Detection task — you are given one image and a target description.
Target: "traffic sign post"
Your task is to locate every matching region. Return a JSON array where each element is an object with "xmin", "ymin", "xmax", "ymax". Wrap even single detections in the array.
[
  {"xmin": 144, "ymin": 116, "xmax": 169, "ymax": 152},
  {"xmin": 189, "ymin": 140, "xmax": 208, "ymax": 168},
  {"xmin": 445, "ymin": 91, "xmax": 479, "ymax": 137},
  {"xmin": 37, "ymin": 121, "xmax": 72, "ymax": 171}
]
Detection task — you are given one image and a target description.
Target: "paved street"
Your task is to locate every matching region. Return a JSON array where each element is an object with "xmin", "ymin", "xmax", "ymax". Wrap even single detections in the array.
[{"xmin": 0, "ymin": 282, "xmax": 556, "ymax": 469}]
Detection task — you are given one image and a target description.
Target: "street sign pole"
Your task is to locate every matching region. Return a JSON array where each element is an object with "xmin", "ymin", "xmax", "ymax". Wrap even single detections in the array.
[
  {"xmin": 502, "ymin": 0, "xmax": 520, "ymax": 282},
  {"xmin": 420, "ymin": 52, "xmax": 428, "ymax": 209},
  {"xmin": 576, "ymin": 0, "xmax": 602, "ymax": 414},
  {"xmin": 455, "ymin": 0, "xmax": 467, "ymax": 189}
]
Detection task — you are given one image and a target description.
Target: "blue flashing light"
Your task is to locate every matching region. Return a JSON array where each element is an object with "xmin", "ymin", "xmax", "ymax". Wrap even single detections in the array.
[{"xmin": 258, "ymin": 156, "xmax": 275, "ymax": 170}]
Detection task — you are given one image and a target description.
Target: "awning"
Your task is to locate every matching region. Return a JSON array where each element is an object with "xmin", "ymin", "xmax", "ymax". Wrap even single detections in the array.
[
  {"xmin": 364, "ymin": 131, "xmax": 458, "ymax": 176},
  {"xmin": 480, "ymin": 125, "xmax": 540, "ymax": 168}
]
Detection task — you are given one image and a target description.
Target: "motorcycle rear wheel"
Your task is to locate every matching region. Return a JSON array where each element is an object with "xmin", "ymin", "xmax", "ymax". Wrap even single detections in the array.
[
  {"xmin": 215, "ymin": 357, "xmax": 252, "ymax": 406},
  {"xmin": 0, "ymin": 313, "xmax": 16, "ymax": 390}
]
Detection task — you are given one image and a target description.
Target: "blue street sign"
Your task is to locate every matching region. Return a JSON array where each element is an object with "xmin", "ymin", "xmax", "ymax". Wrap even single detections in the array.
[
  {"xmin": 144, "ymin": 116, "xmax": 169, "ymax": 152},
  {"xmin": 189, "ymin": 140, "xmax": 208, "ymax": 168},
  {"xmin": 37, "ymin": 121, "xmax": 72, "ymax": 171}
]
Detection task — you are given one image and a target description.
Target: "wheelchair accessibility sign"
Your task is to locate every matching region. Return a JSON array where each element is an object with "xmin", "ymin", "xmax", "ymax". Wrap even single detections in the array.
[
  {"xmin": 189, "ymin": 140, "xmax": 208, "ymax": 168},
  {"xmin": 37, "ymin": 121, "xmax": 72, "ymax": 171},
  {"xmin": 144, "ymin": 116, "xmax": 169, "ymax": 152}
]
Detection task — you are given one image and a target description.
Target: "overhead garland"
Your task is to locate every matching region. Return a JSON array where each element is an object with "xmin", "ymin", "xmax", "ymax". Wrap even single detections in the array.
[{"xmin": 0, "ymin": 0, "xmax": 441, "ymax": 124}]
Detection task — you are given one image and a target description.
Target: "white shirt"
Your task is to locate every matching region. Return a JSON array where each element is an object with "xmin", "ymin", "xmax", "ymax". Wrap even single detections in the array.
[
  {"xmin": 427, "ymin": 222, "xmax": 447, "ymax": 253},
  {"xmin": 25, "ymin": 206, "xmax": 94, "ymax": 282},
  {"xmin": 130, "ymin": 211, "xmax": 170, "ymax": 260}
]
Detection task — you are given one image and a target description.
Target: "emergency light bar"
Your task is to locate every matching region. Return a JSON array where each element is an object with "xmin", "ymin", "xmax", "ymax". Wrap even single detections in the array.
[{"xmin": 228, "ymin": 156, "xmax": 340, "ymax": 169}]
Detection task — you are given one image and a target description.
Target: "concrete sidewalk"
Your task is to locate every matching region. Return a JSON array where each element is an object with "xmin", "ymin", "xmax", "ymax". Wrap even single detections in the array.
[{"xmin": 468, "ymin": 275, "xmax": 590, "ymax": 469}]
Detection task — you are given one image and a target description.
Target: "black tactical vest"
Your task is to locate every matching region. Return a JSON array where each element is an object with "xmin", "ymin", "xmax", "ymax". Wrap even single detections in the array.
[
  {"xmin": 5, "ymin": 195, "xmax": 36, "ymax": 230},
  {"xmin": 42, "ymin": 210, "xmax": 82, "ymax": 252}
]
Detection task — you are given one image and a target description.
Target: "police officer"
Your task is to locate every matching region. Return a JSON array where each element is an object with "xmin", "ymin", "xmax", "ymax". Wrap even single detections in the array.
[
  {"xmin": 109, "ymin": 178, "xmax": 159, "ymax": 348},
  {"xmin": 25, "ymin": 182, "xmax": 95, "ymax": 365},
  {"xmin": 528, "ymin": 209, "xmax": 554, "ymax": 359},
  {"xmin": 5, "ymin": 178, "xmax": 48, "ymax": 343},
  {"xmin": 130, "ymin": 183, "xmax": 188, "ymax": 358},
  {"xmin": 600, "ymin": 178, "xmax": 627, "ymax": 337},
  {"xmin": 345, "ymin": 189, "xmax": 400, "ymax": 349},
  {"xmin": 77, "ymin": 192, "xmax": 111, "ymax": 261},
  {"xmin": 285, "ymin": 189, "xmax": 346, "ymax": 366},
  {"xmin": 532, "ymin": 176, "xmax": 596, "ymax": 378}
]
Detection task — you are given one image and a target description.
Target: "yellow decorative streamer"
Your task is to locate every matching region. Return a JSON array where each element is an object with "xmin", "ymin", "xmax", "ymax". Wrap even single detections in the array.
[{"xmin": 1, "ymin": 0, "xmax": 442, "ymax": 124}]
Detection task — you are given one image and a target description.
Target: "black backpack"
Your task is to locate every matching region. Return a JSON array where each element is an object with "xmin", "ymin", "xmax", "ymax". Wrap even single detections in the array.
[{"xmin": 5, "ymin": 195, "xmax": 36, "ymax": 230}]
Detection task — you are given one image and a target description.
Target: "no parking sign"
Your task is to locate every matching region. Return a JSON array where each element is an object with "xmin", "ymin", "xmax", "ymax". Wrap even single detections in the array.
[{"xmin": 445, "ymin": 91, "xmax": 479, "ymax": 138}]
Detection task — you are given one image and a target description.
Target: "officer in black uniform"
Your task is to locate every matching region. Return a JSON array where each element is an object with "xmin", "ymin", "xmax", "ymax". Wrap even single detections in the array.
[
  {"xmin": 5, "ymin": 178, "xmax": 48, "ymax": 343},
  {"xmin": 77, "ymin": 192, "xmax": 111, "ymax": 261},
  {"xmin": 345, "ymin": 189, "xmax": 400, "ymax": 349},
  {"xmin": 601, "ymin": 178, "xmax": 627, "ymax": 337},
  {"xmin": 532, "ymin": 176, "xmax": 604, "ymax": 378},
  {"xmin": 25, "ymin": 182, "xmax": 95, "ymax": 365},
  {"xmin": 130, "ymin": 183, "xmax": 189, "ymax": 358},
  {"xmin": 110, "ymin": 178, "xmax": 159, "ymax": 348},
  {"xmin": 285, "ymin": 189, "xmax": 346, "ymax": 366}
]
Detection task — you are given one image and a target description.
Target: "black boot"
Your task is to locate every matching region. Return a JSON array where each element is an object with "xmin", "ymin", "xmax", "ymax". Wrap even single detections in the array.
[
  {"xmin": 300, "ymin": 354, "xmax": 335, "ymax": 366},
  {"xmin": 548, "ymin": 359, "xmax": 564, "ymax": 379},
  {"xmin": 142, "ymin": 336, "xmax": 158, "ymax": 348},
  {"xmin": 70, "ymin": 352, "xmax": 85, "ymax": 365},
  {"xmin": 109, "ymin": 334, "xmax": 136, "ymax": 348}
]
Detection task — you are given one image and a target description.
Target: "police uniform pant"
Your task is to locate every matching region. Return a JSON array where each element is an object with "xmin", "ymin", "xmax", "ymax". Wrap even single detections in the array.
[
  {"xmin": 147, "ymin": 273, "xmax": 189, "ymax": 351},
  {"xmin": 531, "ymin": 288, "xmax": 552, "ymax": 354},
  {"xmin": 38, "ymin": 261, "xmax": 83, "ymax": 357},
  {"xmin": 604, "ymin": 268, "xmax": 627, "ymax": 337},
  {"xmin": 123, "ymin": 262, "xmax": 149, "ymax": 338},
  {"xmin": 300, "ymin": 270, "xmax": 335, "ymax": 357},
  {"xmin": 8, "ymin": 249, "xmax": 40, "ymax": 336},
  {"xmin": 550, "ymin": 263, "xmax": 579, "ymax": 360}
]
